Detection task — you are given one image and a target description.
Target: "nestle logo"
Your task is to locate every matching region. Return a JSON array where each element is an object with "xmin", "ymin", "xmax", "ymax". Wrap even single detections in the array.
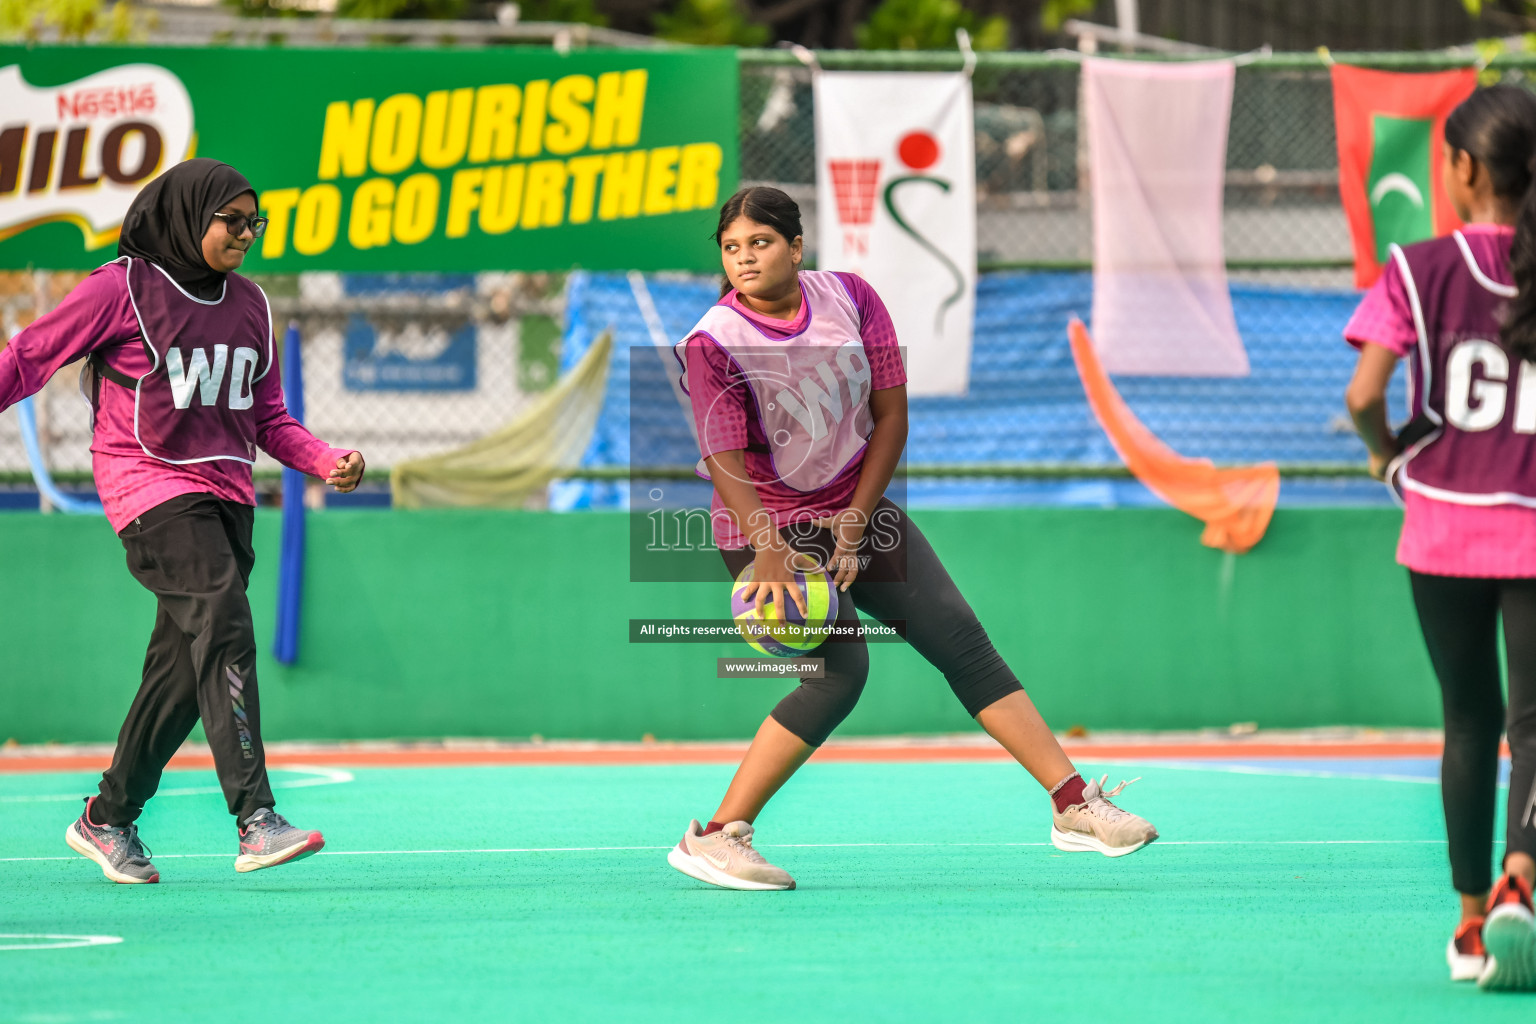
[{"xmin": 56, "ymin": 84, "xmax": 157, "ymax": 121}]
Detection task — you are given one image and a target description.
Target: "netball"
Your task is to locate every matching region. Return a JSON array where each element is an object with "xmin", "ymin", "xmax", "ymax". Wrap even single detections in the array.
[{"xmin": 730, "ymin": 552, "xmax": 838, "ymax": 656}]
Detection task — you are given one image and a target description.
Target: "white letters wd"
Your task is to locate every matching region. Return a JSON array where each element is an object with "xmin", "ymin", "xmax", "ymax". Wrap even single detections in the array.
[
  {"xmin": 1446, "ymin": 339, "xmax": 1509, "ymax": 432},
  {"xmin": 166, "ymin": 345, "xmax": 230, "ymax": 410},
  {"xmin": 228, "ymin": 347, "xmax": 259, "ymax": 411}
]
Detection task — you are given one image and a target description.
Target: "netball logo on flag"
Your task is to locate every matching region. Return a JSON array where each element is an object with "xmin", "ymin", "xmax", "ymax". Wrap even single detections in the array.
[
  {"xmin": 814, "ymin": 71, "xmax": 976, "ymax": 398},
  {"xmin": 828, "ymin": 158, "xmax": 879, "ymax": 257}
]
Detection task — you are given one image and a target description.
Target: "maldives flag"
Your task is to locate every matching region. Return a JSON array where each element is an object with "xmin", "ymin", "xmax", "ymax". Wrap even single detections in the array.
[{"xmin": 1331, "ymin": 64, "xmax": 1477, "ymax": 288}]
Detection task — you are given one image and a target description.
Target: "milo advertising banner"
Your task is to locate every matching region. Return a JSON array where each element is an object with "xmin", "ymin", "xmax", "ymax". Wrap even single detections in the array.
[{"xmin": 0, "ymin": 47, "xmax": 738, "ymax": 272}]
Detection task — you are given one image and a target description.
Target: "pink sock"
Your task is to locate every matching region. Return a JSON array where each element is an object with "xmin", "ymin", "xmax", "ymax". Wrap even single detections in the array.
[
  {"xmin": 702, "ymin": 821, "xmax": 725, "ymax": 835},
  {"xmin": 1050, "ymin": 773, "xmax": 1087, "ymax": 813},
  {"xmin": 84, "ymin": 796, "xmax": 119, "ymax": 829}
]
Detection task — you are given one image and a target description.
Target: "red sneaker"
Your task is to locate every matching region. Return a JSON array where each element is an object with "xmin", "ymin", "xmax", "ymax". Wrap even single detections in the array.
[
  {"xmin": 1449, "ymin": 917, "xmax": 1486, "ymax": 982},
  {"xmin": 1480, "ymin": 874, "xmax": 1536, "ymax": 991}
]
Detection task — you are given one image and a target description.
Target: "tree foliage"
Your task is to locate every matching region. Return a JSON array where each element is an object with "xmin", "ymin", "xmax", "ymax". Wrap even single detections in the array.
[
  {"xmin": 857, "ymin": 0, "xmax": 1007, "ymax": 51},
  {"xmin": 653, "ymin": 0, "xmax": 767, "ymax": 46},
  {"xmin": 1039, "ymin": 0, "xmax": 1095, "ymax": 32},
  {"xmin": 517, "ymin": 0, "xmax": 608, "ymax": 25},
  {"xmin": 332, "ymin": 0, "xmax": 468, "ymax": 20},
  {"xmin": 0, "ymin": 0, "xmax": 137, "ymax": 40}
]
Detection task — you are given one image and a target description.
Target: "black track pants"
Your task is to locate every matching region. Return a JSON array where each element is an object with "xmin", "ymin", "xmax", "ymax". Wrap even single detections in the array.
[
  {"xmin": 1410, "ymin": 571, "xmax": 1536, "ymax": 895},
  {"xmin": 95, "ymin": 492, "xmax": 275, "ymax": 826},
  {"xmin": 721, "ymin": 496, "xmax": 1024, "ymax": 747}
]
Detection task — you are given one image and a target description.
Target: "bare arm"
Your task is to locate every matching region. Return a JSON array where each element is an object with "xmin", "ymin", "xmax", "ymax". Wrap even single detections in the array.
[
  {"xmin": 1344, "ymin": 342, "xmax": 1401, "ymax": 480},
  {"xmin": 707, "ymin": 448, "xmax": 810, "ymax": 616},
  {"xmin": 844, "ymin": 384, "xmax": 908, "ymax": 525},
  {"xmin": 822, "ymin": 385, "xmax": 907, "ymax": 590},
  {"xmin": 707, "ymin": 448, "xmax": 785, "ymax": 553}
]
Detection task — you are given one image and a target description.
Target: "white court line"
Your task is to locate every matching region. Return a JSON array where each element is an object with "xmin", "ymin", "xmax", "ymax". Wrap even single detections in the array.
[
  {"xmin": 0, "ymin": 838, "xmax": 1450, "ymax": 863},
  {"xmin": 0, "ymin": 765, "xmax": 354, "ymax": 803},
  {"xmin": 0, "ymin": 933, "xmax": 123, "ymax": 951},
  {"xmin": 0, "ymin": 760, "xmax": 1452, "ymax": 794},
  {"xmin": 1079, "ymin": 759, "xmax": 1441, "ymax": 785},
  {"xmin": 773, "ymin": 839, "xmax": 1448, "ymax": 847}
]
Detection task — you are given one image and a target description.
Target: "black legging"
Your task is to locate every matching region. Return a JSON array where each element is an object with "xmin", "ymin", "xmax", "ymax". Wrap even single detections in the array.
[
  {"xmin": 720, "ymin": 496, "xmax": 1024, "ymax": 747},
  {"xmin": 96, "ymin": 493, "xmax": 275, "ymax": 826},
  {"xmin": 1410, "ymin": 571, "xmax": 1536, "ymax": 895}
]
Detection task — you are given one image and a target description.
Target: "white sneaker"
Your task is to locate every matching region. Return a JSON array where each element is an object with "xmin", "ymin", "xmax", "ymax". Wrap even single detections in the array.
[
  {"xmin": 1448, "ymin": 919, "xmax": 1486, "ymax": 982},
  {"xmin": 1480, "ymin": 874, "xmax": 1536, "ymax": 991},
  {"xmin": 1050, "ymin": 775, "xmax": 1159, "ymax": 858},
  {"xmin": 667, "ymin": 819, "xmax": 795, "ymax": 891}
]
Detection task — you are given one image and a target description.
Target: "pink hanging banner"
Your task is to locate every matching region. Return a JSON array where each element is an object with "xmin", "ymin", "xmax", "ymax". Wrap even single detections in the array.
[{"xmin": 1085, "ymin": 57, "xmax": 1249, "ymax": 377}]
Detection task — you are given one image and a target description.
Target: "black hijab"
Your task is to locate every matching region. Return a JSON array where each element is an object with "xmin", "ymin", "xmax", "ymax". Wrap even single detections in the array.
[{"xmin": 118, "ymin": 158, "xmax": 257, "ymax": 301}]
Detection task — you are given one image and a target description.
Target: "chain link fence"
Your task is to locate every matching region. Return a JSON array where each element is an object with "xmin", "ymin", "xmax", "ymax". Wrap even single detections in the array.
[
  {"xmin": 741, "ymin": 52, "xmax": 1358, "ymax": 277},
  {"xmin": 0, "ymin": 271, "xmax": 567, "ymax": 502},
  {"xmin": 5, "ymin": 50, "xmax": 1534, "ymax": 501}
]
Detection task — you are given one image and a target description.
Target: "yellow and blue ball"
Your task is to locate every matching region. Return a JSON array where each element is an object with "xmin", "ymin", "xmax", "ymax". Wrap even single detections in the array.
[{"xmin": 730, "ymin": 553, "xmax": 839, "ymax": 657}]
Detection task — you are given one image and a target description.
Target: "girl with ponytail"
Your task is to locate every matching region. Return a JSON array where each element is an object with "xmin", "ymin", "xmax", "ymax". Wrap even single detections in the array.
[
  {"xmin": 1344, "ymin": 84, "xmax": 1536, "ymax": 990},
  {"xmin": 662, "ymin": 186, "xmax": 1159, "ymax": 893}
]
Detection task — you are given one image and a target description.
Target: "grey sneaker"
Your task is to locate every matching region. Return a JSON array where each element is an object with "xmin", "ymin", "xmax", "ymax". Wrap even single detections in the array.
[
  {"xmin": 667, "ymin": 819, "xmax": 795, "ymax": 891},
  {"xmin": 65, "ymin": 796, "xmax": 159, "ymax": 884},
  {"xmin": 235, "ymin": 808, "xmax": 325, "ymax": 873},
  {"xmin": 1051, "ymin": 775, "xmax": 1159, "ymax": 858}
]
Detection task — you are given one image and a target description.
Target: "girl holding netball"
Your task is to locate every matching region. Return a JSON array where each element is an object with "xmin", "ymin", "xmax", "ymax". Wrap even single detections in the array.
[
  {"xmin": 665, "ymin": 185, "xmax": 1158, "ymax": 890},
  {"xmin": 0, "ymin": 159, "xmax": 363, "ymax": 883},
  {"xmin": 1344, "ymin": 86, "xmax": 1536, "ymax": 989}
]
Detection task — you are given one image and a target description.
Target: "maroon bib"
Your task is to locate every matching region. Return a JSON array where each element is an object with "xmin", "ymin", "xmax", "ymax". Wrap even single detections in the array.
[
  {"xmin": 1392, "ymin": 232, "xmax": 1536, "ymax": 507},
  {"xmin": 120, "ymin": 256, "xmax": 273, "ymax": 465}
]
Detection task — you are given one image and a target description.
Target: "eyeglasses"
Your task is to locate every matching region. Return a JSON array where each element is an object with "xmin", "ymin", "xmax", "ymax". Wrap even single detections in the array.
[{"xmin": 211, "ymin": 212, "xmax": 269, "ymax": 238}]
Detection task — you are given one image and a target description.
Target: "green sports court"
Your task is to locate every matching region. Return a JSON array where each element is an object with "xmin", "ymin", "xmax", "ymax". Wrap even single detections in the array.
[
  {"xmin": 0, "ymin": 497, "xmax": 1525, "ymax": 1020},
  {"xmin": 0, "ymin": 745, "xmax": 1523, "ymax": 1023}
]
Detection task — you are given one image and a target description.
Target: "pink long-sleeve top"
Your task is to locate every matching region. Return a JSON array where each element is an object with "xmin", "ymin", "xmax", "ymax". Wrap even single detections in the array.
[
  {"xmin": 1343, "ymin": 222, "xmax": 1536, "ymax": 578},
  {"xmin": 682, "ymin": 271, "xmax": 907, "ymax": 550},
  {"xmin": 0, "ymin": 261, "xmax": 354, "ymax": 533}
]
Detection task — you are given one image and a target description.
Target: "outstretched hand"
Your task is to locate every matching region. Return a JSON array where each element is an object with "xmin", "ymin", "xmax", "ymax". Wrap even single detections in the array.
[{"xmin": 326, "ymin": 452, "xmax": 365, "ymax": 492}]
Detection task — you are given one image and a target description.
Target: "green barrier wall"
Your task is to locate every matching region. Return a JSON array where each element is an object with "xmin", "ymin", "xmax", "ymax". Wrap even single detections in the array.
[{"xmin": 0, "ymin": 507, "xmax": 1440, "ymax": 744}]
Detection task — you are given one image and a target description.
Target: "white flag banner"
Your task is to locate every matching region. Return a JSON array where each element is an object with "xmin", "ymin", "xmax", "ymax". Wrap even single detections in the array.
[
  {"xmin": 1085, "ymin": 57, "xmax": 1249, "ymax": 376},
  {"xmin": 813, "ymin": 71, "xmax": 976, "ymax": 397}
]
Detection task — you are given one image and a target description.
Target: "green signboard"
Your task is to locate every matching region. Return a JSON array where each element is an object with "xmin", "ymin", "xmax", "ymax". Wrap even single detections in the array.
[{"xmin": 0, "ymin": 46, "xmax": 738, "ymax": 272}]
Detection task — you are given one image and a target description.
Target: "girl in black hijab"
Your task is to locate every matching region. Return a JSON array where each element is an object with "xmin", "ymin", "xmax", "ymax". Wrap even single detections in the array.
[
  {"xmin": 117, "ymin": 157, "xmax": 258, "ymax": 300},
  {"xmin": 0, "ymin": 158, "xmax": 365, "ymax": 883}
]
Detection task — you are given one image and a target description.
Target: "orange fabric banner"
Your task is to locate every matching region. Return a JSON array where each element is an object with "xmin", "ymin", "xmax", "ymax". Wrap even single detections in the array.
[{"xmin": 1069, "ymin": 319, "xmax": 1279, "ymax": 554}]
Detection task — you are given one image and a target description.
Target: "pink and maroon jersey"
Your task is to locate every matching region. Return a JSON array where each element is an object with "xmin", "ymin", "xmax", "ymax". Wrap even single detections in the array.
[
  {"xmin": 0, "ymin": 259, "xmax": 354, "ymax": 533},
  {"xmin": 1345, "ymin": 222, "xmax": 1536, "ymax": 577},
  {"xmin": 676, "ymin": 270, "xmax": 906, "ymax": 549},
  {"xmin": 114, "ymin": 256, "xmax": 275, "ymax": 465}
]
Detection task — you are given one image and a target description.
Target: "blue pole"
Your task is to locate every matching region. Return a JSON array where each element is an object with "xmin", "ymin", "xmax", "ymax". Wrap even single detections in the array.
[
  {"xmin": 15, "ymin": 397, "xmax": 104, "ymax": 515},
  {"xmin": 274, "ymin": 321, "xmax": 306, "ymax": 665}
]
